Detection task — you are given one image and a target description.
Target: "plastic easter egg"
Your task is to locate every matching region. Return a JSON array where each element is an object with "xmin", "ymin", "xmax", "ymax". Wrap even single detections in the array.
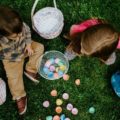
[
  {"xmin": 43, "ymin": 101, "xmax": 50, "ymax": 108},
  {"xmin": 45, "ymin": 60, "xmax": 51, "ymax": 67},
  {"xmin": 58, "ymin": 71, "xmax": 64, "ymax": 76},
  {"xmin": 55, "ymin": 58, "xmax": 61, "ymax": 64},
  {"xmin": 58, "ymin": 61, "xmax": 64, "ymax": 66},
  {"xmin": 43, "ymin": 67, "xmax": 49, "ymax": 74},
  {"xmin": 49, "ymin": 58, "xmax": 55, "ymax": 64},
  {"xmin": 63, "ymin": 74, "xmax": 70, "ymax": 81},
  {"xmin": 88, "ymin": 107, "xmax": 95, "ymax": 114},
  {"xmin": 71, "ymin": 108, "xmax": 78, "ymax": 115},
  {"xmin": 65, "ymin": 118, "xmax": 70, "ymax": 120},
  {"xmin": 55, "ymin": 67, "xmax": 59, "ymax": 72},
  {"xmin": 48, "ymin": 71, "xmax": 54, "ymax": 78},
  {"xmin": 60, "ymin": 114, "xmax": 65, "ymax": 120},
  {"xmin": 53, "ymin": 115, "xmax": 60, "ymax": 120},
  {"xmin": 54, "ymin": 73, "xmax": 59, "ymax": 78},
  {"xmin": 46, "ymin": 116, "xmax": 52, "ymax": 120},
  {"xmin": 50, "ymin": 65, "xmax": 55, "ymax": 71},
  {"xmin": 55, "ymin": 106, "xmax": 62, "ymax": 114},
  {"xmin": 62, "ymin": 93, "xmax": 69, "ymax": 100},
  {"xmin": 56, "ymin": 99, "xmax": 63, "ymax": 106},
  {"xmin": 60, "ymin": 65, "xmax": 66, "ymax": 71},
  {"xmin": 75, "ymin": 79, "xmax": 80, "ymax": 86},
  {"xmin": 50, "ymin": 89, "xmax": 57, "ymax": 97},
  {"xmin": 66, "ymin": 103, "xmax": 73, "ymax": 111}
]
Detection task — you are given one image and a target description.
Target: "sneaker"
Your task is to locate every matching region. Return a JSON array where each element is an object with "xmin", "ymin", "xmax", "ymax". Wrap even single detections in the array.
[
  {"xmin": 111, "ymin": 71, "xmax": 120, "ymax": 97},
  {"xmin": 16, "ymin": 96, "xmax": 27, "ymax": 115},
  {"xmin": 24, "ymin": 70, "xmax": 40, "ymax": 83},
  {"xmin": 64, "ymin": 49, "xmax": 77, "ymax": 61}
]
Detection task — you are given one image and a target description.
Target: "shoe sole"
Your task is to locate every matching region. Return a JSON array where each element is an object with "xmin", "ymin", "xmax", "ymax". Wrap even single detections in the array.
[
  {"xmin": 24, "ymin": 72, "xmax": 39, "ymax": 83},
  {"xmin": 19, "ymin": 98, "xmax": 27, "ymax": 115}
]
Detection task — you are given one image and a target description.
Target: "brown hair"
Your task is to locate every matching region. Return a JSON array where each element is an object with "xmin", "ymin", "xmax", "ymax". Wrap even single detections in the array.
[
  {"xmin": 0, "ymin": 6, "xmax": 23, "ymax": 36},
  {"xmin": 68, "ymin": 24, "xmax": 119, "ymax": 61}
]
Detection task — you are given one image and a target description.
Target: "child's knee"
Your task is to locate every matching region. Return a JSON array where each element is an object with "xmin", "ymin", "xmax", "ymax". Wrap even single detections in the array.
[{"xmin": 33, "ymin": 42, "xmax": 44, "ymax": 55}]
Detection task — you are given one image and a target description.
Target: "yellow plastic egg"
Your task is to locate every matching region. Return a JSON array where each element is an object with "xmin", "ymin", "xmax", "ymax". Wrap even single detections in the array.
[{"xmin": 56, "ymin": 99, "xmax": 63, "ymax": 106}]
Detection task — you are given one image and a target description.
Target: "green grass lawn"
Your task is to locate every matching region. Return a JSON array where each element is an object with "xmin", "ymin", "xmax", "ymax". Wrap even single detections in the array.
[{"xmin": 0, "ymin": 0, "xmax": 120, "ymax": 120}]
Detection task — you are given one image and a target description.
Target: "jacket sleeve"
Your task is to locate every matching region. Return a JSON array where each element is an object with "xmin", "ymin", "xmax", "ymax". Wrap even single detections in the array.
[{"xmin": 23, "ymin": 23, "xmax": 32, "ymax": 44}]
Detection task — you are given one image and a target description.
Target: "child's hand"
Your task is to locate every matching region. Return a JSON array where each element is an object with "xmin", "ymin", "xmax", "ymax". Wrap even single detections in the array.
[{"xmin": 24, "ymin": 44, "xmax": 34, "ymax": 56}]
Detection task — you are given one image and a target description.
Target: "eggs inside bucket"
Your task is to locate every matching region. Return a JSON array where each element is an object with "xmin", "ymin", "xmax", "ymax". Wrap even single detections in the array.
[{"xmin": 38, "ymin": 51, "xmax": 69, "ymax": 80}]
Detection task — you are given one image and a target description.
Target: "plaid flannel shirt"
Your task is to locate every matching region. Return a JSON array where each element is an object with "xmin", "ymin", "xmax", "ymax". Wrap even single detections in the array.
[{"xmin": 0, "ymin": 23, "xmax": 32, "ymax": 61}]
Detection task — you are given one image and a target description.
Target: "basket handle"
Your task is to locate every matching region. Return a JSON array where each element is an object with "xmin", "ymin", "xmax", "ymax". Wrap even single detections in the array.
[{"xmin": 31, "ymin": 0, "xmax": 57, "ymax": 18}]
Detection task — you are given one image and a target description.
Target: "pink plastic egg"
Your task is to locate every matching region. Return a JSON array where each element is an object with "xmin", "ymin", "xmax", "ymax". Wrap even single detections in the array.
[
  {"xmin": 53, "ymin": 115, "xmax": 60, "ymax": 120},
  {"xmin": 63, "ymin": 74, "xmax": 70, "ymax": 81},
  {"xmin": 45, "ymin": 61, "xmax": 51, "ymax": 67},
  {"xmin": 43, "ymin": 101, "xmax": 50, "ymax": 108},
  {"xmin": 72, "ymin": 108, "xmax": 78, "ymax": 115},
  {"xmin": 55, "ymin": 58, "xmax": 60, "ymax": 64},
  {"xmin": 54, "ymin": 73, "xmax": 59, "ymax": 78}
]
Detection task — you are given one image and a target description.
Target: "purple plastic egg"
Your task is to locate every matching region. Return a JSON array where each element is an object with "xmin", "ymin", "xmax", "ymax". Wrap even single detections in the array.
[
  {"xmin": 66, "ymin": 103, "xmax": 73, "ymax": 111},
  {"xmin": 50, "ymin": 65, "xmax": 55, "ymax": 71},
  {"xmin": 65, "ymin": 118, "xmax": 71, "ymax": 120},
  {"xmin": 62, "ymin": 93, "xmax": 69, "ymax": 100}
]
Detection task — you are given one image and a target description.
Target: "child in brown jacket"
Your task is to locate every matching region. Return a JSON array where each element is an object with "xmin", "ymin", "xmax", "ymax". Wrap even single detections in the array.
[{"xmin": 0, "ymin": 6, "xmax": 44, "ymax": 115}]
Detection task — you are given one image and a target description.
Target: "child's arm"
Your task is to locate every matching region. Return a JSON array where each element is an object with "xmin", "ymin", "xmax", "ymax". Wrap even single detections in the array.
[
  {"xmin": 23, "ymin": 23, "xmax": 32, "ymax": 45},
  {"xmin": 23, "ymin": 23, "xmax": 33, "ymax": 56}
]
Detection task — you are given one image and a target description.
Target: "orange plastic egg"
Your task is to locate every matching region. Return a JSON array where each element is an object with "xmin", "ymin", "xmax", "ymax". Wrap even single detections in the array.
[
  {"xmin": 75, "ymin": 79, "xmax": 80, "ymax": 85},
  {"xmin": 50, "ymin": 89, "xmax": 57, "ymax": 97},
  {"xmin": 55, "ymin": 106, "xmax": 62, "ymax": 114}
]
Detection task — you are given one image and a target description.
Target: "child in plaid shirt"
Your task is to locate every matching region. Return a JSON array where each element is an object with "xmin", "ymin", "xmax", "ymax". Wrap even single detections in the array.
[{"xmin": 0, "ymin": 6, "xmax": 44, "ymax": 115}]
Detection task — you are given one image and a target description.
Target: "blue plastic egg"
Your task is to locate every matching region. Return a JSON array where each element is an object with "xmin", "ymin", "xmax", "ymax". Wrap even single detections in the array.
[
  {"xmin": 58, "ymin": 70, "xmax": 64, "ymax": 76},
  {"xmin": 60, "ymin": 114, "xmax": 65, "ymax": 120},
  {"xmin": 43, "ymin": 67, "xmax": 49, "ymax": 74},
  {"xmin": 49, "ymin": 58, "xmax": 55, "ymax": 64},
  {"xmin": 48, "ymin": 72, "xmax": 54, "ymax": 78}
]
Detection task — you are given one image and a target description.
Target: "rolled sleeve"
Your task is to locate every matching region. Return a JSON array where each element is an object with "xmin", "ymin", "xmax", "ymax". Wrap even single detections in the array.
[{"xmin": 23, "ymin": 23, "xmax": 32, "ymax": 44}]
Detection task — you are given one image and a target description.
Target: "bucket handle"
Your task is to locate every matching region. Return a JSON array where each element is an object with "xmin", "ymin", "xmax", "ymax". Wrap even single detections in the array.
[{"xmin": 31, "ymin": 0, "xmax": 57, "ymax": 18}]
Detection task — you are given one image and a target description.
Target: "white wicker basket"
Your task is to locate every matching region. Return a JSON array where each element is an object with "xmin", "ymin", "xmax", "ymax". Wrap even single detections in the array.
[
  {"xmin": 31, "ymin": 0, "xmax": 64, "ymax": 39},
  {"xmin": 0, "ymin": 78, "xmax": 6, "ymax": 105}
]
